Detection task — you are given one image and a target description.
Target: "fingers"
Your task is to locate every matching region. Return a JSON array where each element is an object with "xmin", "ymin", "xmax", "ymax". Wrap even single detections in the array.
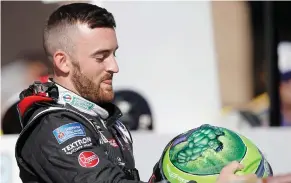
[
  {"xmin": 216, "ymin": 161, "xmax": 246, "ymax": 183},
  {"xmin": 221, "ymin": 161, "xmax": 244, "ymax": 175},
  {"xmin": 235, "ymin": 174, "xmax": 258, "ymax": 183},
  {"xmin": 267, "ymin": 173, "xmax": 291, "ymax": 183}
]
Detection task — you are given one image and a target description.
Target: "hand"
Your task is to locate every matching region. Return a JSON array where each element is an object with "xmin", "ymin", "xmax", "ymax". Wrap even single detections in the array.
[
  {"xmin": 265, "ymin": 173, "xmax": 291, "ymax": 183},
  {"xmin": 216, "ymin": 161, "xmax": 258, "ymax": 183}
]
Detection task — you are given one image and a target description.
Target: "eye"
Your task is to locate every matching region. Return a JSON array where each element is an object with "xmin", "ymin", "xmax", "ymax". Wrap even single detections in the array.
[
  {"xmin": 95, "ymin": 57, "xmax": 105, "ymax": 62},
  {"xmin": 94, "ymin": 53, "xmax": 107, "ymax": 62}
]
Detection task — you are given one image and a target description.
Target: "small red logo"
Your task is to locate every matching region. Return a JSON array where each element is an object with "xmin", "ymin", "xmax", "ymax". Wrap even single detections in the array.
[
  {"xmin": 58, "ymin": 132, "xmax": 65, "ymax": 139},
  {"xmin": 78, "ymin": 151, "xmax": 99, "ymax": 168},
  {"xmin": 109, "ymin": 139, "xmax": 119, "ymax": 147}
]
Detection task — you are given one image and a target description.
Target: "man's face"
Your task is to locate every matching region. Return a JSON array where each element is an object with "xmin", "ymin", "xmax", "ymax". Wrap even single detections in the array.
[{"xmin": 70, "ymin": 25, "xmax": 119, "ymax": 103}]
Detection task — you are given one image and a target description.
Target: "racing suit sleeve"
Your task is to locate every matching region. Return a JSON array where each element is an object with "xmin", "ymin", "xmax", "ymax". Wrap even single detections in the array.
[{"xmin": 29, "ymin": 112, "xmax": 146, "ymax": 183}]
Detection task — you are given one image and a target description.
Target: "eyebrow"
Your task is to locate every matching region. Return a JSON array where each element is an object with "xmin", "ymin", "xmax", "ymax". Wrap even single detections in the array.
[{"xmin": 90, "ymin": 46, "xmax": 119, "ymax": 57}]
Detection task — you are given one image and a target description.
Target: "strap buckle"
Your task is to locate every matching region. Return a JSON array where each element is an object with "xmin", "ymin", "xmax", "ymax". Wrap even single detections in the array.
[{"xmin": 20, "ymin": 81, "xmax": 59, "ymax": 100}]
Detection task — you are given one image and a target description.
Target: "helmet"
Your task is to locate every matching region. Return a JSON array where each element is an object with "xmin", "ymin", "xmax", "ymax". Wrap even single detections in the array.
[{"xmin": 150, "ymin": 124, "xmax": 273, "ymax": 183}]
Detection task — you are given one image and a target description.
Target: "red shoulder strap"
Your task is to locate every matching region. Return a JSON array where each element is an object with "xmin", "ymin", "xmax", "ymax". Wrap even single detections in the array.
[
  {"xmin": 18, "ymin": 96, "xmax": 54, "ymax": 117},
  {"xmin": 18, "ymin": 77, "xmax": 57, "ymax": 117}
]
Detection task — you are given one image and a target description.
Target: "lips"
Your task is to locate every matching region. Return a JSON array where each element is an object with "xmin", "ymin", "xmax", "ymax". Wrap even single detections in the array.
[
  {"xmin": 101, "ymin": 74, "xmax": 113, "ymax": 85},
  {"xmin": 102, "ymin": 79, "xmax": 112, "ymax": 85}
]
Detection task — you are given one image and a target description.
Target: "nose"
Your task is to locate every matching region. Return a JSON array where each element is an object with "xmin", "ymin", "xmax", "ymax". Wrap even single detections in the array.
[{"xmin": 106, "ymin": 56, "xmax": 119, "ymax": 74}]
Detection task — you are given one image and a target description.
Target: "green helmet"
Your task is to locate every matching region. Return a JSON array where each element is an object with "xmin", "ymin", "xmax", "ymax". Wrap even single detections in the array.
[{"xmin": 149, "ymin": 124, "xmax": 273, "ymax": 183}]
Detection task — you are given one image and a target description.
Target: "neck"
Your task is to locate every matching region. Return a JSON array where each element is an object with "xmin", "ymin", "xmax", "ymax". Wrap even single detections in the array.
[{"xmin": 53, "ymin": 76, "xmax": 81, "ymax": 96}]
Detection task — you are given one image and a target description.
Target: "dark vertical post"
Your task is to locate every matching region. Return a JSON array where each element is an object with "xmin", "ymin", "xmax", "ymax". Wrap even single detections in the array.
[{"xmin": 264, "ymin": 1, "xmax": 281, "ymax": 126}]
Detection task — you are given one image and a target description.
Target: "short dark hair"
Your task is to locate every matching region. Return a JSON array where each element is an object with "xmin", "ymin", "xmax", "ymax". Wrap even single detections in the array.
[{"xmin": 43, "ymin": 3, "xmax": 116, "ymax": 61}]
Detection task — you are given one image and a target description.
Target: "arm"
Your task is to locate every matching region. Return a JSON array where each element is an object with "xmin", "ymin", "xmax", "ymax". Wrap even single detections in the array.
[{"xmin": 30, "ymin": 113, "xmax": 145, "ymax": 183}]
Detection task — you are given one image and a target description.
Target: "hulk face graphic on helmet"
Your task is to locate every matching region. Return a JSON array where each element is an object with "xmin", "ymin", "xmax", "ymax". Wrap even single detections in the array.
[
  {"xmin": 169, "ymin": 124, "xmax": 247, "ymax": 175},
  {"xmin": 174, "ymin": 125, "xmax": 224, "ymax": 164}
]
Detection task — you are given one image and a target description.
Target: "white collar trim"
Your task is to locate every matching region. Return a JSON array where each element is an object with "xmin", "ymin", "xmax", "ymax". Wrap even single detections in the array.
[{"xmin": 55, "ymin": 83, "xmax": 109, "ymax": 119}]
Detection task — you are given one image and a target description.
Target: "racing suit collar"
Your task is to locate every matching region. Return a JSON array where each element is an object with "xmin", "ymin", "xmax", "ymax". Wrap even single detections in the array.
[{"xmin": 54, "ymin": 82, "xmax": 110, "ymax": 119}]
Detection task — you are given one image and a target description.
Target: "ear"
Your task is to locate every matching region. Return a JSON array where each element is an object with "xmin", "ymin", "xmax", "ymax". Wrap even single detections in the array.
[{"xmin": 53, "ymin": 50, "xmax": 71, "ymax": 74}]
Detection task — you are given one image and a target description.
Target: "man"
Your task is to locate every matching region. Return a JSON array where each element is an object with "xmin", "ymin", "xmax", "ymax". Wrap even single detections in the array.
[{"xmin": 15, "ymin": 3, "xmax": 269, "ymax": 183}]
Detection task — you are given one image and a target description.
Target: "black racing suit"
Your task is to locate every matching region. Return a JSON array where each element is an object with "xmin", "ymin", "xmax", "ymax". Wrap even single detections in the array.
[{"xmin": 15, "ymin": 80, "xmax": 146, "ymax": 183}]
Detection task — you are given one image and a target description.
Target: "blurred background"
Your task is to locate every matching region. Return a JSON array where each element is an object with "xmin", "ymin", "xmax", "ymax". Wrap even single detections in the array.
[{"xmin": 1, "ymin": 1, "xmax": 291, "ymax": 182}]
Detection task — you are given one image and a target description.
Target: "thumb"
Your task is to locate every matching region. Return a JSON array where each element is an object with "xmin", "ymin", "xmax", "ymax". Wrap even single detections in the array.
[{"xmin": 221, "ymin": 161, "xmax": 244, "ymax": 175}]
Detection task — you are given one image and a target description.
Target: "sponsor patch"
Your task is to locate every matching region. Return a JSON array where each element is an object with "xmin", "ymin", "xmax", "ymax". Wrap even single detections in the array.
[
  {"xmin": 62, "ymin": 93, "xmax": 72, "ymax": 102},
  {"xmin": 60, "ymin": 92, "xmax": 94, "ymax": 111},
  {"xmin": 109, "ymin": 139, "xmax": 119, "ymax": 148},
  {"xmin": 53, "ymin": 122, "xmax": 86, "ymax": 144},
  {"xmin": 71, "ymin": 96, "xmax": 94, "ymax": 110},
  {"xmin": 62, "ymin": 137, "xmax": 92, "ymax": 154},
  {"xmin": 78, "ymin": 151, "xmax": 99, "ymax": 168}
]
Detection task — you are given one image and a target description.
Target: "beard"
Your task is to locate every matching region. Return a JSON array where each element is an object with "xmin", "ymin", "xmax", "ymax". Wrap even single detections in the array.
[{"xmin": 71, "ymin": 63, "xmax": 114, "ymax": 104}]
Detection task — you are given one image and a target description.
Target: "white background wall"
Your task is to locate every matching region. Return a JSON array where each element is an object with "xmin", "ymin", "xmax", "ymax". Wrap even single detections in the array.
[{"xmin": 98, "ymin": 1, "xmax": 222, "ymax": 134}]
